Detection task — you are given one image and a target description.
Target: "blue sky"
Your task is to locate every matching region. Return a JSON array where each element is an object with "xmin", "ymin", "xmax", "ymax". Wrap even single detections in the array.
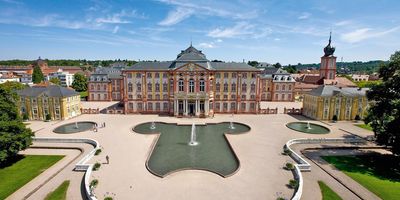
[{"xmin": 0, "ymin": 0, "xmax": 399, "ymax": 64}]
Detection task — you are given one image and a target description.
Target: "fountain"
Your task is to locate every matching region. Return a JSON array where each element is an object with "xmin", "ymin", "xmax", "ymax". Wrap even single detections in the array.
[
  {"xmin": 306, "ymin": 122, "xmax": 311, "ymax": 129},
  {"xmin": 53, "ymin": 121, "xmax": 96, "ymax": 134},
  {"xmin": 188, "ymin": 123, "xmax": 198, "ymax": 146},
  {"xmin": 74, "ymin": 122, "xmax": 79, "ymax": 129},
  {"xmin": 229, "ymin": 114, "xmax": 235, "ymax": 129},
  {"xmin": 150, "ymin": 121, "xmax": 156, "ymax": 130}
]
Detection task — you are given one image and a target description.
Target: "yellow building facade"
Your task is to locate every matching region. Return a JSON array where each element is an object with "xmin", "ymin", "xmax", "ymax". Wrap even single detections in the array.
[
  {"xmin": 17, "ymin": 85, "xmax": 81, "ymax": 120},
  {"xmin": 303, "ymin": 85, "xmax": 368, "ymax": 121}
]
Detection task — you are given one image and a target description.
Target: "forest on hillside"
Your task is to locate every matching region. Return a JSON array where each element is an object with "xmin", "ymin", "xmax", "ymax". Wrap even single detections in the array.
[
  {"xmin": 286, "ymin": 60, "xmax": 386, "ymax": 74},
  {"xmin": 0, "ymin": 59, "xmax": 137, "ymax": 67}
]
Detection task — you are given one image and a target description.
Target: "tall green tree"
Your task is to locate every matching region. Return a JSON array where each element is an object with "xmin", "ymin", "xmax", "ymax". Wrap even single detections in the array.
[
  {"xmin": 32, "ymin": 65, "xmax": 44, "ymax": 83},
  {"xmin": 273, "ymin": 62, "xmax": 282, "ymax": 68},
  {"xmin": 0, "ymin": 87, "xmax": 33, "ymax": 163},
  {"xmin": 71, "ymin": 73, "xmax": 87, "ymax": 92},
  {"xmin": 49, "ymin": 77, "xmax": 61, "ymax": 85},
  {"xmin": 365, "ymin": 51, "xmax": 400, "ymax": 155}
]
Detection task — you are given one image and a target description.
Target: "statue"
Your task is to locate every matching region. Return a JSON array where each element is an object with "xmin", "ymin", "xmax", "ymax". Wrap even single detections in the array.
[{"xmin": 323, "ymin": 32, "xmax": 335, "ymax": 57}]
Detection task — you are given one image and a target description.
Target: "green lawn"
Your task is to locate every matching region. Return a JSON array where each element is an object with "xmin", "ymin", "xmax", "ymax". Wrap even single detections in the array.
[
  {"xmin": 0, "ymin": 155, "xmax": 64, "ymax": 199},
  {"xmin": 322, "ymin": 155, "xmax": 400, "ymax": 200},
  {"xmin": 44, "ymin": 180, "xmax": 70, "ymax": 200},
  {"xmin": 318, "ymin": 181, "xmax": 342, "ymax": 200},
  {"xmin": 80, "ymin": 91, "xmax": 88, "ymax": 98},
  {"xmin": 354, "ymin": 124, "xmax": 373, "ymax": 131}
]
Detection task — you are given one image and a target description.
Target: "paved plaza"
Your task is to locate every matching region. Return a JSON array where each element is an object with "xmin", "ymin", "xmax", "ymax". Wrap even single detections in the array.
[{"xmin": 17, "ymin": 112, "xmax": 376, "ymax": 200}]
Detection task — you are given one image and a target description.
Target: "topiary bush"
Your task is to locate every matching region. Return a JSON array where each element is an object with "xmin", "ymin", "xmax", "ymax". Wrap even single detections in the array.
[
  {"xmin": 355, "ymin": 115, "xmax": 361, "ymax": 121},
  {"xmin": 282, "ymin": 148, "xmax": 291, "ymax": 156},
  {"xmin": 285, "ymin": 162, "xmax": 294, "ymax": 170},
  {"xmin": 332, "ymin": 115, "xmax": 338, "ymax": 122},
  {"xmin": 289, "ymin": 179, "xmax": 298, "ymax": 189},
  {"xmin": 93, "ymin": 162, "xmax": 101, "ymax": 171},
  {"xmin": 95, "ymin": 149, "xmax": 102, "ymax": 156},
  {"xmin": 45, "ymin": 113, "xmax": 51, "ymax": 121},
  {"xmin": 23, "ymin": 113, "xmax": 29, "ymax": 121},
  {"xmin": 104, "ymin": 197, "xmax": 113, "ymax": 200},
  {"xmin": 90, "ymin": 179, "xmax": 98, "ymax": 188}
]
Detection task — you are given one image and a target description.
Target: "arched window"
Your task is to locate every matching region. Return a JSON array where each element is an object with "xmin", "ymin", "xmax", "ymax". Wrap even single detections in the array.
[
  {"xmin": 178, "ymin": 79, "xmax": 184, "ymax": 91},
  {"xmin": 216, "ymin": 82, "xmax": 220, "ymax": 92},
  {"xmin": 97, "ymin": 84, "xmax": 100, "ymax": 90},
  {"xmin": 231, "ymin": 83, "xmax": 236, "ymax": 92},
  {"xmin": 128, "ymin": 83, "xmax": 133, "ymax": 92},
  {"xmin": 147, "ymin": 83, "xmax": 152, "ymax": 92},
  {"xmin": 199, "ymin": 79, "xmax": 205, "ymax": 92},
  {"xmin": 223, "ymin": 83, "xmax": 228, "ymax": 92},
  {"xmin": 137, "ymin": 83, "xmax": 141, "ymax": 92},
  {"xmin": 155, "ymin": 83, "xmax": 160, "ymax": 92},
  {"xmin": 241, "ymin": 83, "xmax": 247, "ymax": 92},
  {"xmin": 189, "ymin": 79, "xmax": 195, "ymax": 93}
]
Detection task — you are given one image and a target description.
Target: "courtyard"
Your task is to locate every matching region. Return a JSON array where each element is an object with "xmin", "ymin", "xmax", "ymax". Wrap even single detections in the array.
[{"xmin": 5, "ymin": 111, "xmax": 381, "ymax": 200}]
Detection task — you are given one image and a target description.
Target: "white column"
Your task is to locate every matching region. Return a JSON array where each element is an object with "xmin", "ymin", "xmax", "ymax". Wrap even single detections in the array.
[
  {"xmin": 184, "ymin": 100, "xmax": 188, "ymax": 116},
  {"xmin": 205, "ymin": 100, "xmax": 209, "ymax": 116},
  {"xmin": 174, "ymin": 100, "xmax": 177, "ymax": 115},
  {"xmin": 195, "ymin": 100, "xmax": 199, "ymax": 116}
]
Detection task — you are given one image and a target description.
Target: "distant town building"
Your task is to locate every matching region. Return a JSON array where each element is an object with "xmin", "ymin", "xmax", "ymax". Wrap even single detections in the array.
[
  {"xmin": 351, "ymin": 74, "xmax": 369, "ymax": 82},
  {"xmin": 110, "ymin": 61, "xmax": 128, "ymax": 69},
  {"xmin": 302, "ymin": 85, "xmax": 368, "ymax": 121},
  {"xmin": 20, "ymin": 73, "xmax": 33, "ymax": 84},
  {"xmin": 260, "ymin": 68, "xmax": 295, "ymax": 101},
  {"xmin": 47, "ymin": 69, "xmax": 74, "ymax": 87},
  {"xmin": 16, "ymin": 84, "xmax": 81, "ymax": 120}
]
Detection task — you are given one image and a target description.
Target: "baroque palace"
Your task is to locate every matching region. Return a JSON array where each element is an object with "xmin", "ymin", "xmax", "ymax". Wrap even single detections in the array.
[{"xmin": 88, "ymin": 45, "xmax": 295, "ymax": 117}]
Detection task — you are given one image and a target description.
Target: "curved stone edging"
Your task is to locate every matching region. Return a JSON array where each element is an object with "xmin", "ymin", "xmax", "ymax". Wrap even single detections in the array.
[
  {"xmin": 32, "ymin": 137, "xmax": 100, "ymax": 200},
  {"xmin": 284, "ymin": 137, "xmax": 366, "ymax": 200}
]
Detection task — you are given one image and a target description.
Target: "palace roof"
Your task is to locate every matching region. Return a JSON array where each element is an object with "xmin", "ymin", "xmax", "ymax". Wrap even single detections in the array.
[
  {"xmin": 308, "ymin": 85, "xmax": 368, "ymax": 97},
  {"xmin": 127, "ymin": 45, "xmax": 258, "ymax": 71},
  {"xmin": 17, "ymin": 85, "xmax": 79, "ymax": 98}
]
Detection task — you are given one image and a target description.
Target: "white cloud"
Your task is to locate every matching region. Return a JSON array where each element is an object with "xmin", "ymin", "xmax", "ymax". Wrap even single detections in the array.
[
  {"xmin": 198, "ymin": 42, "xmax": 215, "ymax": 48},
  {"xmin": 158, "ymin": 7, "xmax": 194, "ymax": 26},
  {"xmin": 95, "ymin": 10, "xmax": 138, "ymax": 24},
  {"xmin": 216, "ymin": 39, "xmax": 223, "ymax": 43},
  {"xmin": 298, "ymin": 12, "xmax": 311, "ymax": 20},
  {"xmin": 112, "ymin": 26, "xmax": 120, "ymax": 34},
  {"xmin": 207, "ymin": 22, "xmax": 253, "ymax": 38},
  {"xmin": 335, "ymin": 20, "xmax": 352, "ymax": 26},
  {"xmin": 341, "ymin": 27, "xmax": 400, "ymax": 43}
]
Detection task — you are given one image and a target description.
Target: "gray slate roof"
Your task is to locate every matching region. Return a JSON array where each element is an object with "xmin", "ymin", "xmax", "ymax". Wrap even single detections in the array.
[
  {"xmin": 17, "ymin": 85, "xmax": 79, "ymax": 98},
  {"xmin": 308, "ymin": 85, "xmax": 368, "ymax": 97}
]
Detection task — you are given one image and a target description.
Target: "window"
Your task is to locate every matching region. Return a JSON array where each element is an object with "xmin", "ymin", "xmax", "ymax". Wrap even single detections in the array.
[
  {"xmin": 163, "ymin": 94, "xmax": 168, "ymax": 99},
  {"xmin": 241, "ymin": 95, "xmax": 246, "ymax": 100},
  {"xmin": 148, "ymin": 94, "xmax": 152, "ymax": 99},
  {"xmin": 97, "ymin": 85, "xmax": 100, "ymax": 90},
  {"xmin": 250, "ymin": 83, "xmax": 255, "ymax": 93},
  {"xmin": 250, "ymin": 103, "xmax": 255, "ymax": 110},
  {"xmin": 215, "ymin": 73, "xmax": 221, "ymax": 78},
  {"xmin": 127, "ymin": 73, "xmax": 132, "ymax": 78},
  {"xmin": 224, "ymin": 73, "xmax": 228, "ymax": 78},
  {"xmin": 156, "ymin": 102, "xmax": 160, "ymax": 111},
  {"xmin": 232, "ymin": 73, "xmax": 237, "ymax": 78},
  {"xmin": 276, "ymin": 85, "xmax": 279, "ymax": 91},
  {"xmin": 155, "ymin": 73, "xmax": 159, "ymax": 78},
  {"xmin": 223, "ymin": 95, "xmax": 228, "ymax": 100},
  {"xmin": 189, "ymin": 79, "xmax": 195, "ymax": 93},
  {"xmin": 241, "ymin": 83, "xmax": 247, "ymax": 92},
  {"xmin": 163, "ymin": 73, "xmax": 168, "ymax": 78},
  {"xmin": 230, "ymin": 103, "xmax": 236, "ymax": 110},
  {"xmin": 199, "ymin": 79, "xmax": 205, "ymax": 92},
  {"xmin": 288, "ymin": 94, "xmax": 292, "ymax": 100},
  {"xmin": 223, "ymin": 83, "xmax": 228, "ymax": 92},
  {"xmin": 137, "ymin": 83, "xmax": 142, "ymax": 92},
  {"xmin": 155, "ymin": 83, "xmax": 160, "ymax": 92},
  {"xmin": 155, "ymin": 94, "xmax": 160, "ymax": 100},
  {"xmin": 223, "ymin": 102, "xmax": 228, "ymax": 111},
  {"xmin": 281, "ymin": 94, "xmax": 285, "ymax": 100},
  {"xmin": 216, "ymin": 103, "xmax": 220, "ymax": 110},
  {"xmin": 104, "ymin": 85, "xmax": 107, "ymax": 90},
  {"xmin": 163, "ymin": 102, "xmax": 168, "ymax": 110},
  {"xmin": 136, "ymin": 73, "xmax": 141, "ymax": 78},
  {"xmin": 215, "ymin": 95, "xmax": 220, "ymax": 100},
  {"xmin": 137, "ymin": 103, "xmax": 143, "ymax": 111},
  {"xmin": 250, "ymin": 95, "xmax": 255, "ymax": 100},
  {"xmin": 216, "ymin": 82, "xmax": 220, "ymax": 92},
  {"xmin": 163, "ymin": 83, "xmax": 168, "ymax": 92},
  {"xmin": 251, "ymin": 73, "xmax": 256, "ymax": 78},
  {"xmin": 137, "ymin": 94, "xmax": 142, "ymax": 99},
  {"xmin": 178, "ymin": 79, "xmax": 184, "ymax": 91},
  {"xmin": 148, "ymin": 102, "xmax": 153, "ymax": 110},
  {"xmin": 282, "ymin": 85, "xmax": 286, "ymax": 91},
  {"xmin": 128, "ymin": 103, "xmax": 133, "ymax": 109},
  {"xmin": 147, "ymin": 83, "xmax": 152, "ymax": 92},
  {"xmin": 275, "ymin": 94, "xmax": 279, "ymax": 100},
  {"xmin": 147, "ymin": 73, "xmax": 152, "ymax": 78},
  {"xmin": 231, "ymin": 94, "xmax": 236, "ymax": 99},
  {"xmin": 242, "ymin": 73, "xmax": 247, "ymax": 79},
  {"xmin": 104, "ymin": 94, "xmax": 107, "ymax": 99},
  {"xmin": 231, "ymin": 83, "xmax": 236, "ymax": 92},
  {"xmin": 128, "ymin": 83, "xmax": 133, "ymax": 92},
  {"xmin": 90, "ymin": 85, "xmax": 94, "ymax": 90},
  {"xmin": 288, "ymin": 85, "xmax": 292, "ymax": 90},
  {"xmin": 241, "ymin": 103, "xmax": 246, "ymax": 111}
]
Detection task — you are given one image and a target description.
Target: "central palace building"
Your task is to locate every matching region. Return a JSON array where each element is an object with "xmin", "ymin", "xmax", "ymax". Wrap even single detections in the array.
[{"xmin": 88, "ymin": 45, "xmax": 295, "ymax": 117}]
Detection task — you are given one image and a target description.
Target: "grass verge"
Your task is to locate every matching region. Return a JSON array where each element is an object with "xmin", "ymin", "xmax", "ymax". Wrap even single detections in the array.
[
  {"xmin": 318, "ymin": 181, "xmax": 342, "ymax": 200},
  {"xmin": 44, "ymin": 180, "xmax": 70, "ymax": 200}
]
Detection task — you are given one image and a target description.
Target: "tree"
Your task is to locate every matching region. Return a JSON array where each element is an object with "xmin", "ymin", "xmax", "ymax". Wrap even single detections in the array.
[
  {"xmin": 365, "ymin": 51, "xmax": 400, "ymax": 155},
  {"xmin": 32, "ymin": 65, "xmax": 44, "ymax": 83},
  {"xmin": 247, "ymin": 61, "xmax": 259, "ymax": 67},
  {"xmin": 49, "ymin": 77, "xmax": 61, "ymax": 85},
  {"xmin": 71, "ymin": 73, "xmax": 87, "ymax": 92},
  {"xmin": 0, "ymin": 87, "xmax": 33, "ymax": 163},
  {"xmin": 273, "ymin": 62, "xmax": 282, "ymax": 68}
]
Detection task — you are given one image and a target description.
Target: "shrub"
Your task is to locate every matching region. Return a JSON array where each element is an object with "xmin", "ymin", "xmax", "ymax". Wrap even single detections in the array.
[
  {"xmin": 93, "ymin": 162, "xmax": 101, "ymax": 171},
  {"xmin": 355, "ymin": 115, "xmax": 361, "ymax": 121},
  {"xmin": 289, "ymin": 179, "xmax": 298, "ymax": 189},
  {"xmin": 95, "ymin": 149, "xmax": 102, "ymax": 156},
  {"xmin": 90, "ymin": 179, "xmax": 98, "ymax": 188},
  {"xmin": 282, "ymin": 148, "xmax": 291, "ymax": 156},
  {"xmin": 104, "ymin": 197, "xmax": 113, "ymax": 200},
  {"xmin": 22, "ymin": 113, "xmax": 29, "ymax": 121},
  {"xmin": 332, "ymin": 115, "xmax": 338, "ymax": 122},
  {"xmin": 276, "ymin": 197, "xmax": 285, "ymax": 200},
  {"xmin": 285, "ymin": 162, "xmax": 294, "ymax": 170},
  {"xmin": 45, "ymin": 113, "xmax": 51, "ymax": 121}
]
